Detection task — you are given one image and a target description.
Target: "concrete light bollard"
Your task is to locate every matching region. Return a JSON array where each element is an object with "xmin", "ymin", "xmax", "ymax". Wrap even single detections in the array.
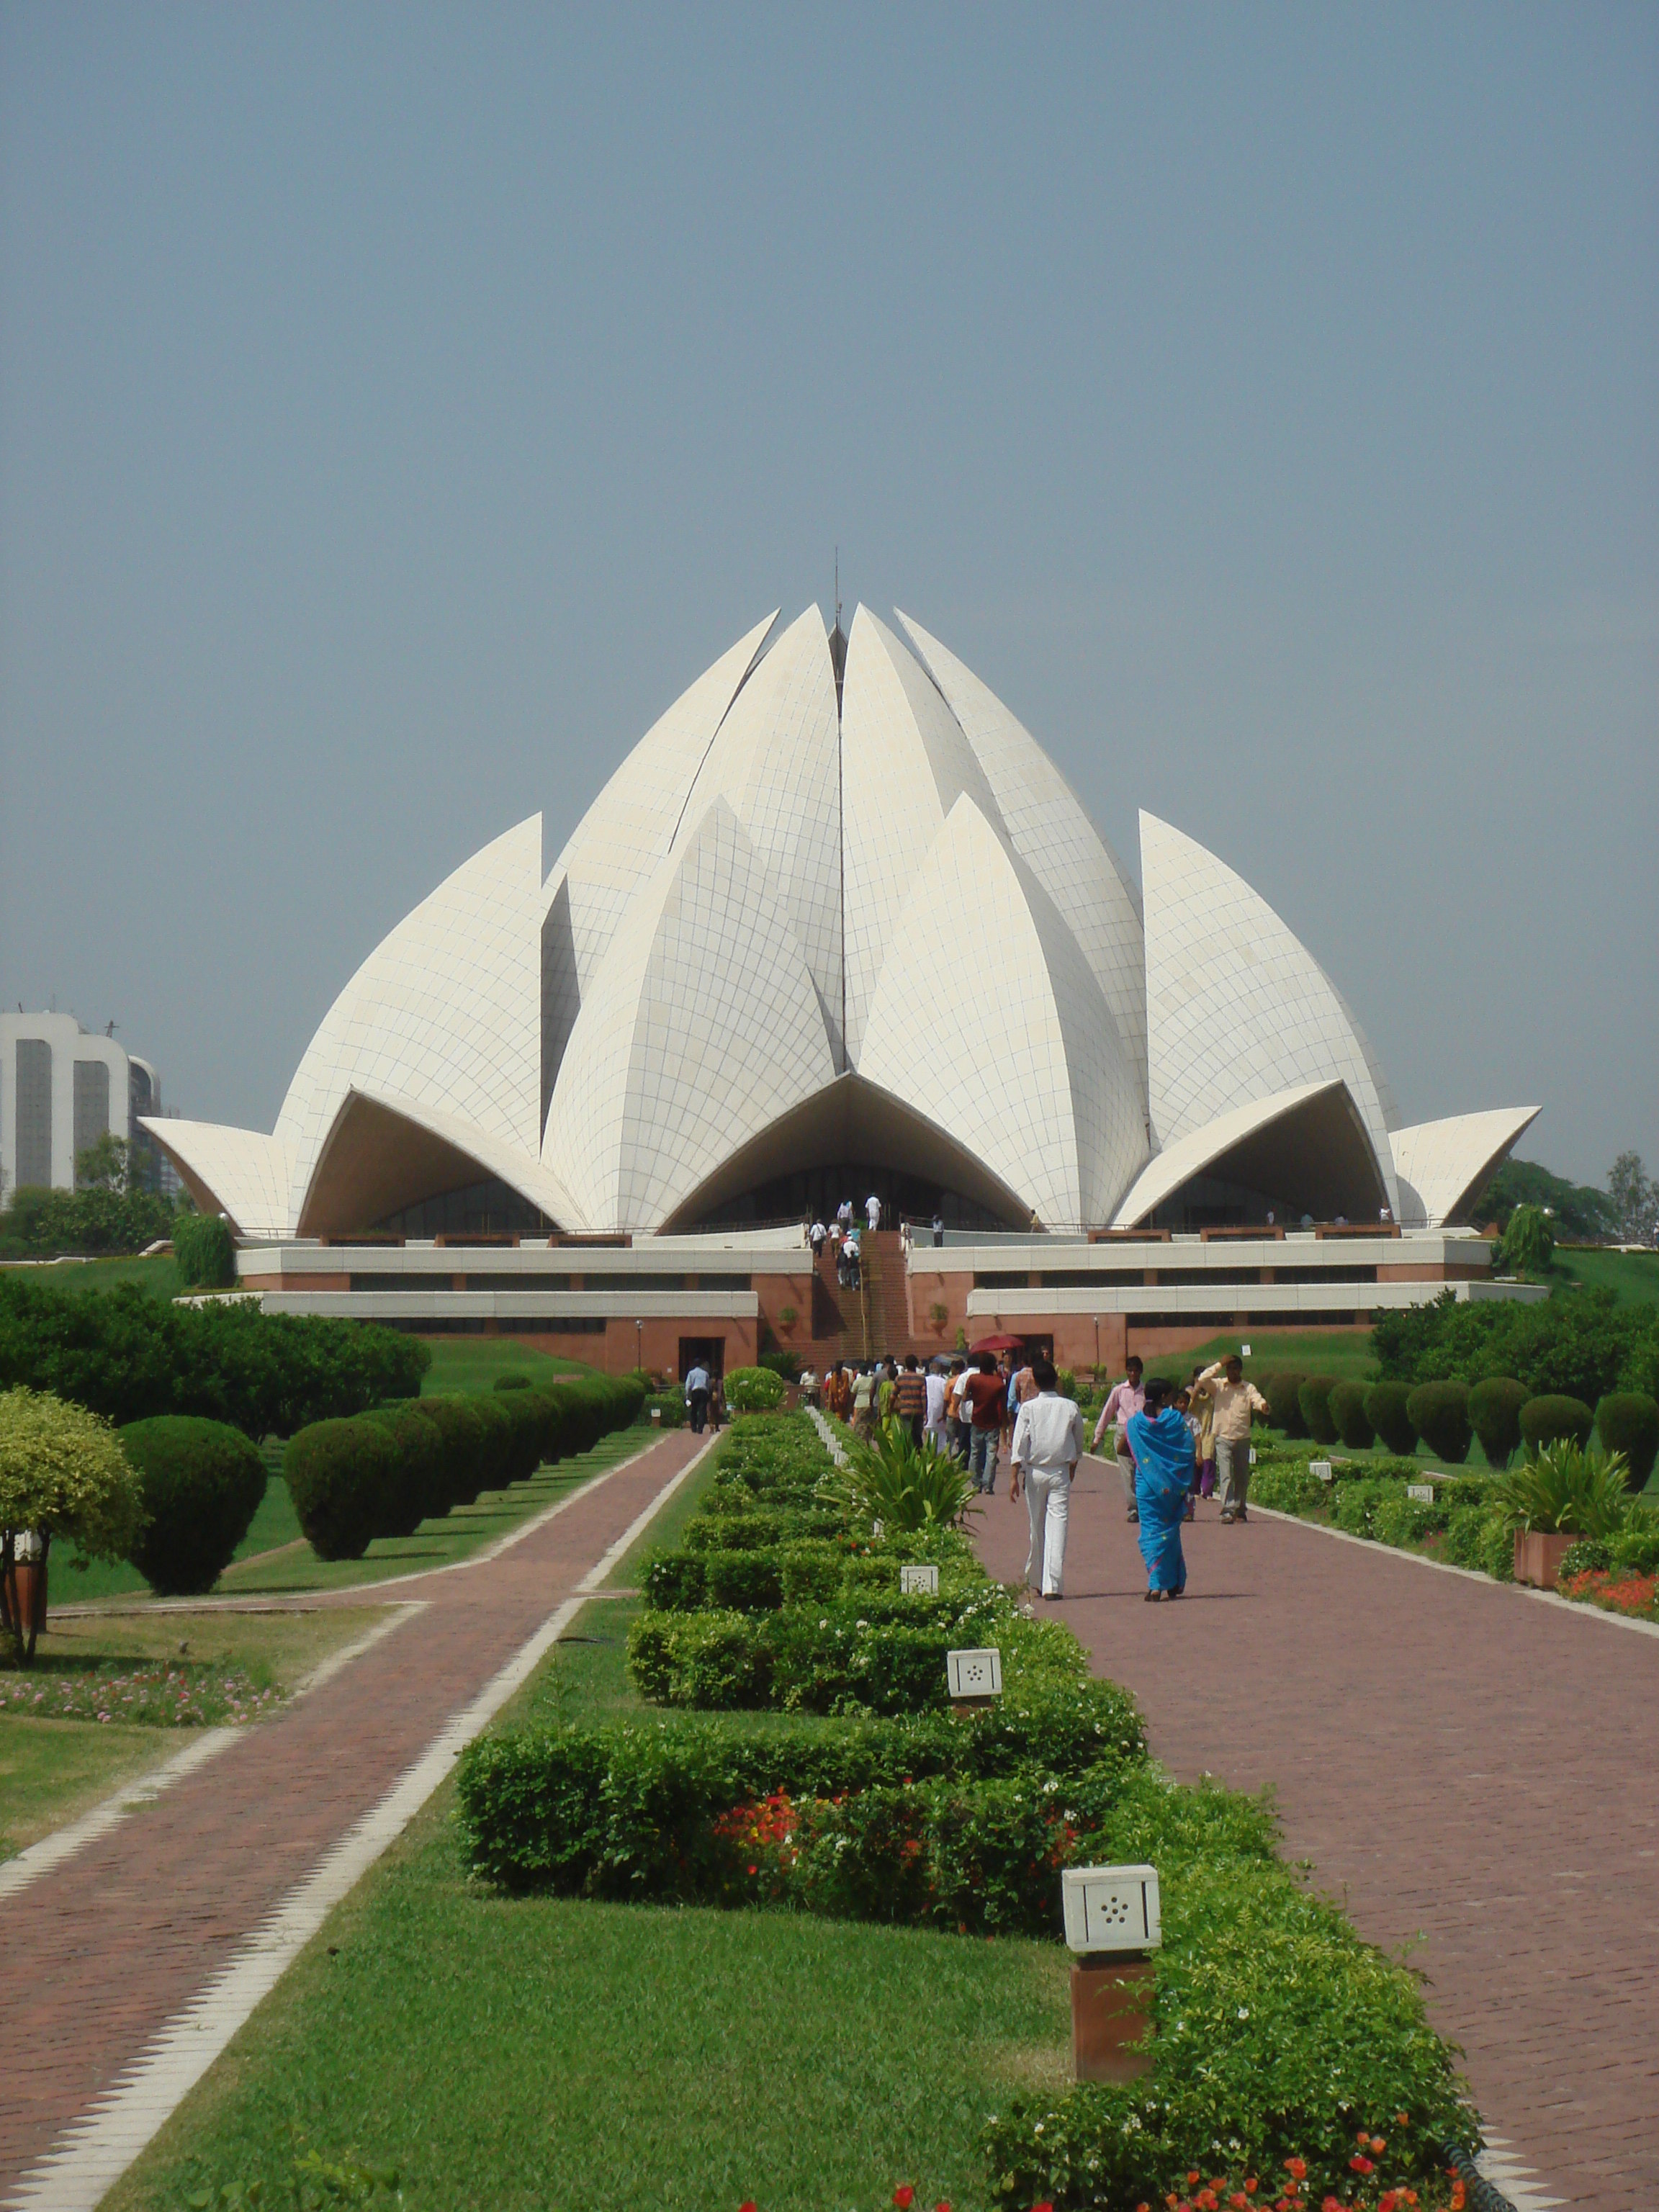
[
  {"xmin": 1062, "ymin": 1865, "xmax": 1161, "ymax": 2084},
  {"xmin": 945, "ymin": 1644, "xmax": 1002, "ymax": 1716}
]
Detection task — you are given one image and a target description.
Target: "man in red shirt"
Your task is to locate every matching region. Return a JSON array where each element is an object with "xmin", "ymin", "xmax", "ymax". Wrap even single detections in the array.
[{"xmin": 963, "ymin": 1354, "xmax": 1007, "ymax": 1494}]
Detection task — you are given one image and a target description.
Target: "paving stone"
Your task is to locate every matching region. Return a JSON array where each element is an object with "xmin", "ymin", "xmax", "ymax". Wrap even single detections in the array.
[{"xmin": 976, "ymin": 1454, "xmax": 1658, "ymax": 2212}]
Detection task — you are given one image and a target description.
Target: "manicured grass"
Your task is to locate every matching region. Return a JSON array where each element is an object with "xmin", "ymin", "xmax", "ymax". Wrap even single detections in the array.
[
  {"xmin": 418, "ymin": 1337, "xmax": 595, "ymax": 1395},
  {"xmin": 104, "ymin": 1801, "xmax": 1069, "ymax": 2212},
  {"xmin": 103, "ymin": 1429, "xmax": 1070, "ymax": 2212},
  {"xmin": 1, "ymin": 1252, "xmax": 186, "ymax": 1298},
  {"xmin": 1550, "ymin": 1244, "xmax": 1659, "ymax": 1308},
  {"xmin": 0, "ymin": 1607, "xmax": 382, "ymax": 1857}
]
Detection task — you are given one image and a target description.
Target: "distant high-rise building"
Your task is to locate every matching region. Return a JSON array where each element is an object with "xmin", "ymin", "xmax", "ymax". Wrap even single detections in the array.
[{"xmin": 0, "ymin": 1011, "xmax": 163, "ymax": 1197}]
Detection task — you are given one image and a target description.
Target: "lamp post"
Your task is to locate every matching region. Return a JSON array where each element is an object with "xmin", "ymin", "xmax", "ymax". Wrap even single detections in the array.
[
  {"xmin": 1092, "ymin": 1314, "xmax": 1100, "ymax": 1380},
  {"xmin": 634, "ymin": 1318, "xmax": 643, "ymax": 1377}
]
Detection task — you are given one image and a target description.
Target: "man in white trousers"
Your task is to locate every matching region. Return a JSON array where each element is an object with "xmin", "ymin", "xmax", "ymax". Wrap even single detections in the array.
[{"xmin": 1010, "ymin": 1359, "xmax": 1084, "ymax": 1599}]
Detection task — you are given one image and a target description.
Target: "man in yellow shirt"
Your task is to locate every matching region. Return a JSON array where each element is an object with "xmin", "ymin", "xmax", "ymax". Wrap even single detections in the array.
[{"xmin": 1193, "ymin": 1354, "xmax": 1271, "ymax": 1524}]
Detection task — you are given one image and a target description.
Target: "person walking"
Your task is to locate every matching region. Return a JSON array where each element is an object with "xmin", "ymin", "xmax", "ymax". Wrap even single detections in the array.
[
  {"xmin": 822, "ymin": 1359, "xmax": 852, "ymax": 1424},
  {"xmin": 866, "ymin": 1191, "xmax": 882, "ymax": 1234},
  {"xmin": 930, "ymin": 1209, "xmax": 944, "ymax": 1248},
  {"xmin": 894, "ymin": 1354, "xmax": 927, "ymax": 1446},
  {"xmin": 1127, "ymin": 1377, "xmax": 1195, "ymax": 1601},
  {"xmin": 1193, "ymin": 1354, "xmax": 1269, "ymax": 1524},
  {"xmin": 850, "ymin": 1362, "xmax": 877, "ymax": 1440},
  {"xmin": 684, "ymin": 1359, "xmax": 711, "ymax": 1435},
  {"xmin": 837, "ymin": 1197, "xmax": 855, "ymax": 1238},
  {"xmin": 845, "ymin": 1228, "xmax": 861, "ymax": 1291},
  {"xmin": 1010, "ymin": 1359, "xmax": 1084, "ymax": 1599},
  {"xmin": 809, "ymin": 1218, "xmax": 827, "ymax": 1260},
  {"xmin": 963, "ymin": 1353, "xmax": 1007, "ymax": 1493},
  {"xmin": 947, "ymin": 1357, "xmax": 973, "ymax": 1463},
  {"xmin": 923, "ymin": 1360, "xmax": 950, "ymax": 1455},
  {"xmin": 1092, "ymin": 1356, "xmax": 1146, "ymax": 1521},
  {"xmin": 877, "ymin": 1356, "xmax": 899, "ymax": 1424},
  {"xmin": 1176, "ymin": 1387, "xmax": 1200, "ymax": 1521},
  {"xmin": 1189, "ymin": 1366, "xmax": 1218, "ymax": 1499}
]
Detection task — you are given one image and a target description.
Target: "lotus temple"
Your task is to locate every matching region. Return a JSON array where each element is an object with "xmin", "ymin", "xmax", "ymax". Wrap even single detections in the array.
[{"xmin": 146, "ymin": 604, "xmax": 1543, "ymax": 1376}]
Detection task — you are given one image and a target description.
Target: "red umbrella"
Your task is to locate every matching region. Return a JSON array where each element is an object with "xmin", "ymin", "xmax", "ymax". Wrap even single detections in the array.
[{"xmin": 968, "ymin": 1333, "xmax": 1025, "ymax": 1354}]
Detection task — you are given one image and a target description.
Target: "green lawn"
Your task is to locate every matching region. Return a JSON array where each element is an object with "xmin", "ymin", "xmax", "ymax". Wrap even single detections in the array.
[
  {"xmin": 1, "ymin": 1252, "xmax": 186, "ymax": 1298},
  {"xmin": 418, "ymin": 1337, "xmax": 595, "ymax": 1394},
  {"xmin": 103, "ymin": 1437, "xmax": 1073, "ymax": 2212},
  {"xmin": 1550, "ymin": 1244, "xmax": 1659, "ymax": 1307},
  {"xmin": 1135, "ymin": 1328, "xmax": 1380, "ymax": 1390},
  {"xmin": 51, "ymin": 1454, "xmax": 302, "ymax": 1604}
]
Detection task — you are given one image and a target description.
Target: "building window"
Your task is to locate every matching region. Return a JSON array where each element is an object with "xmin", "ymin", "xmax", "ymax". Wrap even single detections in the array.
[
  {"xmin": 14, "ymin": 1038, "xmax": 52, "ymax": 1189},
  {"xmin": 73, "ymin": 1059, "xmax": 110, "ymax": 1183}
]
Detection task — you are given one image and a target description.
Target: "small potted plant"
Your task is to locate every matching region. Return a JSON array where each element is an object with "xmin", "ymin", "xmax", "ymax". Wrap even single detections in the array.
[{"xmin": 1491, "ymin": 1442, "xmax": 1634, "ymax": 1588}]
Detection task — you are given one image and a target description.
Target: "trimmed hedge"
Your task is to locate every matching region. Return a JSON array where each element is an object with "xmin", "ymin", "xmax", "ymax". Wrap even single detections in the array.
[
  {"xmin": 1364, "ymin": 1380, "xmax": 1418, "ymax": 1457},
  {"xmin": 119, "ymin": 1414, "xmax": 266, "ymax": 1594},
  {"xmin": 724, "ymin": 1364, "xmax": 786, "ymax": 1413},
  {"xmin": 1326, "ymin": 1380, "xmax": 1375, "ymax": 1450},
  {"xmin": 1295, "ymin": 1375, "xmax": 1341, "ymax": 1447},
  {"xmin": 1467, "ymin": 1376, "xmax": 1528, "ymax": 1468},
  {"xmin": 1262, "ymin": 1371, "xmax": 1307, "ymax": 1438},
  {"xmin": 1519, "ymin": 1393, "xmax": 1594, "ymax": 1454},
  {"xmin": 1594, "ymin": 1391, "xmax": 1659, "ymax": 1490},
  {"xmin": 1405, "ymin": 1380, "xmax": 1471, "ymax": 1465},
  {"xmin": 284, "ymin": 1375, "xmax": 646, "ymax": 1561}
]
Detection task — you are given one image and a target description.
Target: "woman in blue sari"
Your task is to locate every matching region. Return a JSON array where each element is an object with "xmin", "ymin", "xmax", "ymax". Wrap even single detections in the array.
[{"xmin": 1127, "ymin": 1379, "xmax": 1193, "ymax": 1601}]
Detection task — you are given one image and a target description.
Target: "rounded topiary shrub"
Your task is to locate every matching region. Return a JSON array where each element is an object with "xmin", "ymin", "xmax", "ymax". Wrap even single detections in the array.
[
  {"xmin": 1467, "ymin": 1377, "xmax": 1529, "ymax": 1469},
  {"xmin": 725, "ymin": 1365, "xmax": 786, "ymax": 1413},
  {"xmin": 468, "ymin": 1394, "xmax": 516, "ymax": 1491},
  {"xmin": 284, "ymin": 1416, "xmax": 395, "ymax": 1561},
  {"xmin": 1519, "ymin": 1394, "xmax": 1594, "ymax": 1455},
  {"xmin": 1364, "ymin": 1380, "xmax": 1418, "ymax": 1457},
  {"xmin": 1264, "ymin": 1372, "xmax": 1308, "ymax": 1439},
  {"xmin": 493, "ymin": 1372, "xmax": 533, "ymax": 1392},
  {"xmin": 365, "ymin": 1405, "xmax": 449, "ymax": 1535},
  {"xmin": 1296, "ymin": 1375, "xmax": 1341, "ymax": 1447},
  {"xmin": 498, "ymin": 1389, "xmax": 549, "ymax": 1482},
  {"xmin": 1594, "ymin": 1391, "xmax": 1659, "ymax": 1491},
  {"xmin": 1327, "ymin": 1380, "xmax": 1375, "ymax": 1450},
  {"xmin": 172, "ymin": 1211, "xmax": 237, "ymax": 1291},
  {"xmin": 120, "ymin": 1415, "xmax": 266, "ymax": 1596},
  {"xmin": 1406, "ymin": 1381, "xmax": 1471, "ymax": 1465},
  {"xmin": 413, "ymin": 1393, "xmax": 487, "ymax": 1509}
]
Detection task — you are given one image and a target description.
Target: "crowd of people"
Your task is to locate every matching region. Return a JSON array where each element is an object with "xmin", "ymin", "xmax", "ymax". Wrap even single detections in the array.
[{"xmin": 803, "ymin": 1342, "xmax": 1269, "ymax": 1606}]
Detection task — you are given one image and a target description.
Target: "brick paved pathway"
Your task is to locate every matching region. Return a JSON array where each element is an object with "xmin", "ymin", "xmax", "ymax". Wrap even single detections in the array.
[
  {"xmin": 976, "ymin": 1455, "xmax": 1658, "ymax": 2212},
  {"xmin": 0, "ymin": 1427, "xmax": 704, "ymax": 2202}
]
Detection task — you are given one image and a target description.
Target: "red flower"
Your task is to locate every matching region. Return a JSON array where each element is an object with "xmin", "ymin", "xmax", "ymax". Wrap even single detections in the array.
[
  {"xmin": 739, "ymin": 2203, "xmax": 757, "ymax": 2211},
  {"xmin": 1350, "ymin": 2154, "xmax": 1375, "ymax": 2175},
  {"xmin": 894, "ymin": 2190, "xmax": 915, "ymax": 2211},
  {"xmin": 1284, "ymin": 2162, "xmax": 1307, "ymax": 2182}
]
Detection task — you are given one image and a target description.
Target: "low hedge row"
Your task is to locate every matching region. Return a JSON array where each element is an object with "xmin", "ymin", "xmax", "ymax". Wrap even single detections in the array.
[
  {"xmin": 284, "ymin": 1373, "xmax": 644, "ymax": 1560},
  {"xmin": 1263, "ymin": 1369, "xmax": 1658, "ymax": 1482},
  {"xmin": 457, "ymin": 1408, "xmax": 1477, "ymax": 2200},
  {"xmin": 1249, "ymin": 1457, "xmax": 1516, "ymax": 1580}
]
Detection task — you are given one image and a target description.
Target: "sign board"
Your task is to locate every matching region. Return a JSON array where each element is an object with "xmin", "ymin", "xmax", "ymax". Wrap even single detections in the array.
[
  {"xmin": 946, "ymin": 1647, "xmax": 1002, "ymax": 1699},
  {"xmin": 1241, "ymin": 1341, "xmax": 1251, "ymax": 1359},
  {"xmin": 1248, "ymin": 1447, "xmax": 1257, "ymax": 1466},
  {"xmin": 1308, "ymin": 1459, "xmax": 1333, "ymax": 1483},
  {"xmin": 1406, "ymin": 1483, "xmax": 1435, "ymax": 1503},
  {"xmin": 1061, "ymin": 1864, "xmax": 1162, "ymax": 1956},
  {"xmin": 900, "ymin": 1563, "xmax": 940, "ymax": 1596}
]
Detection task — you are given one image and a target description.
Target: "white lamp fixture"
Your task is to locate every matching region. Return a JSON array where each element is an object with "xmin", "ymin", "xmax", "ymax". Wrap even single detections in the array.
[
  {"xmin": 901, "ymin": 1563, "xmax": 940, "ymax": 1595},
  {"xmin": 946, "ymin": 1647, "xmax": 1002, "ymax": 1699},
  {"xmin": 1310, "ymin": 1459, "xmax": 1333, "ymax": 1483},
  {"xmin": 1061, "ymin": 1864, "xmax": 1161, "ymax": 1956}
]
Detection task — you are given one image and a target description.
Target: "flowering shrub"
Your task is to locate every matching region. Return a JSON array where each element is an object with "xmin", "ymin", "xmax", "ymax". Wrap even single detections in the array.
[
  {"xmin": 1560, "ymin": 1566, "xmax": 1659, "ymax": 1620},
  {"xmin": 0, "ymin": 1660, "xmax": 278, "ymax": 1725}
]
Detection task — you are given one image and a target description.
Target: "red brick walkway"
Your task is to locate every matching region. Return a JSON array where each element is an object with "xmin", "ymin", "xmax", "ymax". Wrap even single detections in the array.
[
  {"xmin": 976, "ymin": 1454, "xmax": 1659, "ymax": 2212},
  {"xmin": 0, "ymin": 1428, "xmax": 703, "ymax": 2200}
]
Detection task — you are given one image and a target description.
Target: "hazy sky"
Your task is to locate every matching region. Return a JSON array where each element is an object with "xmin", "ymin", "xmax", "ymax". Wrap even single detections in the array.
[{"xmin": 3, "ymin": 5, "xmax": 1654, "ymax": 1189}]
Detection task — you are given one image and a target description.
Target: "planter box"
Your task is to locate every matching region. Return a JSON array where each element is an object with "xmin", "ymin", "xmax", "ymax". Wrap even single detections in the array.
[{"xmin": 1514, "ymin": 1529, "xmax": 1577, "ymax": 1591}]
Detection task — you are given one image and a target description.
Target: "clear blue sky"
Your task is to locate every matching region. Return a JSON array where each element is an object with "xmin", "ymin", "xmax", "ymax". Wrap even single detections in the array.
[{"xmin": 2, "ymin": 4, "xmax": 1654, "ymax": 1188}]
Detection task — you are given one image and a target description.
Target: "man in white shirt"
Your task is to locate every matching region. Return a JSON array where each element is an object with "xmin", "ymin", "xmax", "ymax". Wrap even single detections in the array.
[
  {"xmin": 683, "ymin": 1362, "xmax": 711, "ymax": 1434},
  {"xmin": 1010, "ymin": 1360, "xmax": 1084, "ymax": 1599},
  {"xmin": 837, "ymin": 1197, "xmax": 855, "ymax": 1236},
  {"xmin": 866, "ymin": 1192, "xmax": 882, "ymax": 1233},
  {"xmin": 922, "ymin": 1362, "xmax": 950, "ymax": 1454}
]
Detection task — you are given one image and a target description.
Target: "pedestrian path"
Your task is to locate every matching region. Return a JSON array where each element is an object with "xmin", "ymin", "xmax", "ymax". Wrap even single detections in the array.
[
  {"xmin": 975, "ymin": 1455, "xmax": 1658, "ymax": 2212},
  {"xmin": 0, "ymin": 1426, "xmax": 709, "ymax": 2209}
]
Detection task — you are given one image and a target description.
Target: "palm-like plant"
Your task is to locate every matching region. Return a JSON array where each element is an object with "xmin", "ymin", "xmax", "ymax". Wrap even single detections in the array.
[
  {"xmin": 821, "ymin": 1418, "xmax": 979, "ymax": 1533},
  {"xmin": 1489, "ymin": 1442, "xmax": 1634, "ymax": 1537}
]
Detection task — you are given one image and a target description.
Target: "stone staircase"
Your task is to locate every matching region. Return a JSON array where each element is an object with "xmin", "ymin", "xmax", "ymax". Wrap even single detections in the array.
[{"xmin": 803, "ymin": 1231, "xmax": 912, "ymax": 1365}]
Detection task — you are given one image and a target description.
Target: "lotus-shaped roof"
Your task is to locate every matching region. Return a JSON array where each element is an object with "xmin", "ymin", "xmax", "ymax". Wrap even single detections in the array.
[{"xmin": 147, "ymin": 606, "xmax": 1536, "ymax": 1241}]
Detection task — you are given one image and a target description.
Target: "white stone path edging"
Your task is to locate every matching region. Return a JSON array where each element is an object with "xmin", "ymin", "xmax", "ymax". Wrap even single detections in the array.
[
  {"xmin": 1475, "ymin": 2135, "xmax": 1568, "ymax": 2211},
  {"xmin": 3, "ymin": 1429, "xmax": 720, "ymax": 2212},
  {"xmin": 806, "ymin": 1404, "xmax": 850, "ymax": 1467},
  {"xmin": 0, "ymin": 1607, "xmax": 421, "ymax": 1905}
]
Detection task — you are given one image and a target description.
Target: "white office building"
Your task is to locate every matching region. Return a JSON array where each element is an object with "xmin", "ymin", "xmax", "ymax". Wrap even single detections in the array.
[{"xmin": 1, "ymin": 1012, "xmax": 162, "ymax": 1197}]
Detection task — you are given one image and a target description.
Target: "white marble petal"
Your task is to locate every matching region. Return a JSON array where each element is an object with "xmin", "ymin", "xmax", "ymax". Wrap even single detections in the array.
[
  {"xmin": 138, "ymin": 1119, "xmax": 295, "ymax": 1242},
  {"xmin": 858, "ymin": 796, "xmax": 1146, "ymax": 1228},
  {"xmin": 1391, "ymin": 1107, "xmax": 1540, "ymax": 1228},
  {"xmin": 1141, "ymin": 810, "xmax": 1401, "ymax": 1217},
  {"xmin": 543, "ymin": 796, "xmax": 837, "ymax": 1231},
  {"xmin": 896, "ymin": 610, "xmax": 1147, "ymax": 1105}
]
